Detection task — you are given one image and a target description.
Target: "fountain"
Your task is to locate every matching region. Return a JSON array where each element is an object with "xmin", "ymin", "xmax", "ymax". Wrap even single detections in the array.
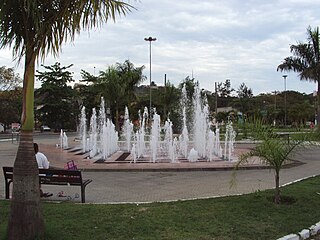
[
  {"xmin": 178, "ymin": 85, "xmax": 189, "ymax": 158},
  {"xmin": 59, "ymin": 129, "xmax": 69, "ymax": 149},
  {"xmin": 89, "ymin": 108, "xmax": 98, "ymax": 158},
  {"xmin": 122, "ymin": 107, "xmax": 134, "ymax": 152},
  {"xmin": 79, "ymin": 107, "xmax": 87, "ymax": 153},
  {"xmin": 76, "ymin": 97, "xmax": 119, "ymax": 160},
  {"xmin": 75, "ymin": 84, "xmax": 236, "ymax": 163}
]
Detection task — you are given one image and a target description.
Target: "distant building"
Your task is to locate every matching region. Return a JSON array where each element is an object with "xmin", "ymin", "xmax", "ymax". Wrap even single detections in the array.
[{"xmin": 216, "ymin": 106, "xmax": 234, "ymax": 113}]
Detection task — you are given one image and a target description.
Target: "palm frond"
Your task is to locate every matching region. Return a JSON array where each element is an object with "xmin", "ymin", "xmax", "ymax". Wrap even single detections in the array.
[
  {"xmin": 277, "ymin": 25, "xmax": 320, "ymax": 83},
  {"xmin": 0, "ymin": 0, "xmax": 134, "ymax": 62}
]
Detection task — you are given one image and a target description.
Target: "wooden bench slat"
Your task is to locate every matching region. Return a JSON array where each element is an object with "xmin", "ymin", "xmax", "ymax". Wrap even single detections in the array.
[{"xmin": 3, "ymin": 166, "xmax": 92, "ymax": 203}]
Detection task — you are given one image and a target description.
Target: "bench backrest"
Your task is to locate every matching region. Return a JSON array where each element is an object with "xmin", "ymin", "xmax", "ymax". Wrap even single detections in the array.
[{"xmin": 3, "ymin": 166, "xmax": 83, "ymax": 184}]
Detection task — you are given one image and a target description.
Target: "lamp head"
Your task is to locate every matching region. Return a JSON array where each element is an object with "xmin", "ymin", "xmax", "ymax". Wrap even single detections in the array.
[{"xmin": 144, "ymin": 37, "xmax": 157, "ymax": 42}]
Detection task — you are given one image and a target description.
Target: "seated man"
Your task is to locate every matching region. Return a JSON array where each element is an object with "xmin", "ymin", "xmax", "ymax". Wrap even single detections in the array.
[{"xmin": 34, "ymin": 143, "xmax": 53, "ymax": 197}]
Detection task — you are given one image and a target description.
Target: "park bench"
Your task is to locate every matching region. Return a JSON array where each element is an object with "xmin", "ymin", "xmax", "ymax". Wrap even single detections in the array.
[
  {"xmin": 275, "ymin": 132, "xmax": 290, "ymax": 143},
  {"xmin": 3, "ymin": 166, "xmax": 92, "ymax": 203}
]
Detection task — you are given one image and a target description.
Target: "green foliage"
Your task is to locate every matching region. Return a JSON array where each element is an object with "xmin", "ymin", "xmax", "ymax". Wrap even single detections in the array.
[
  {"xmin": 233, "ymin": 82, "xmax": 253, "ymax": 115},
  {"xmin": 0, "ymin": 1, "xmax": 133, "ymax": 62},
  {"xmin": 217, "ymin": 79, "xmax": 234, "ymax": 98},
  {"xmin": 0, "ymin": 88, "xmax": 22, "ymax": 127},
  {"xmin": 35, "ymin": 62, "xmax": 79, "ymax": 131},
  {"xmin": 277, "ymin": 26, "xmax": 320, "ymax": 124},
  {"xmin": 235, "ymin": 118, "xmax": 309, "ymax": 203},
  {"xmin": 0, "ymin": 66, "xmax": 22, "ymax": 127},
  {"xmin": 152, "ymin": 81, "xmax": 181, "ymax": 131},
  {"xmin": 0, "ymin": 66, "xmax": 22, "ymax": 91},
  {"xmin": 80, "ymin": 60, "xmax": 145, "ymax": 130}
]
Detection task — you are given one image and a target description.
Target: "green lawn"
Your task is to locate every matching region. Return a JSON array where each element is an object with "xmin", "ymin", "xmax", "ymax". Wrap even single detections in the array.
[{"xmin": 1, "ymin": 176, "xmax": 320, "ymax": 240}]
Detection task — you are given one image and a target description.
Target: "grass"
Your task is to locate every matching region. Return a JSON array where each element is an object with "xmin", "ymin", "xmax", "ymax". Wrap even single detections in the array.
[{"xmin": 1, "ymin": 176, "xmax": 320, "ymax": 239}]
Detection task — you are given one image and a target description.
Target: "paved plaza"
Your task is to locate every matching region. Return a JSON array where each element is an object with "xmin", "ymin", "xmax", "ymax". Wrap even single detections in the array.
[{"xmin": 1, "ymin": 132, "xmax": 320, "ymax": 204}]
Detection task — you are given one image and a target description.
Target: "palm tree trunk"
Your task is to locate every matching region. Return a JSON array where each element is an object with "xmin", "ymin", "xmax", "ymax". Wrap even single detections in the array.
[
  {"xmin": 274, "ymin": 171, "xmax": 281, "ymax": 204},
  {"xmin": 7, "ymin": 49, "xmax": 44, "ymax": 239}
]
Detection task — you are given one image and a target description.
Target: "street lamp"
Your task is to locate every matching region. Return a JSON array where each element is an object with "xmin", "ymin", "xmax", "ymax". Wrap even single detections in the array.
[
  {"xmin": 144, "ymin": 36, "xmax": 157, "ymax": 115},
  {"xmin": 282, "ymin": 75, "xmax": 287, "ymax": 127}
]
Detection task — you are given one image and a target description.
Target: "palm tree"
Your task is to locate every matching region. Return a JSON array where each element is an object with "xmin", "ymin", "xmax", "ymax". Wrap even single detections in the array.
[
  {"xmin": 99, "ymin": 66, "xmax": 125, "ymax": 130},
  {"xmin": 0, "ymin": 1, "xmax": 132, "ymax": 239},
  {"xmin": 161, "ymin": 81, "xmax": 180, "ymax": 121},
  {"xmin": 235, "ymin": 119, "xmax": 303, "ymax": 204},
  {"xmin": 277, "ymin": 26, "xmax": 320, "ymax": 125},
  {"xmin": 115, "ymin": 60, "xmax": 146, "ymax": 106}
]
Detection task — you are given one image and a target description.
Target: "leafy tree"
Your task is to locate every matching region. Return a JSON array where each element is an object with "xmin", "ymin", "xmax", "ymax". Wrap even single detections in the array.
[
  {"xmin": 0, "ymin": 87, "xmax": 22, "ymax": 127},
  {"xmin": 0, "ymin": 66, "xmax": 22, "ymax": 90},
  {"xmin": 0, "ymin": 1, "xmax": 132, "ymax": 239},
  {"xmin": 179, "ymin": 76, "xmax": 197, "ymax": 100},
  {"xmin": 235, "ymin": 118, "xmax": 305, "ymax": 204},
  {"xmin": 277, "ymin": 26, "xmax": 320, "ymax": 125},
  {"xmin": 217, "ymin": 79, "xmax": 234, "ymax": 97},
  {"xmin": 0, "ymin": 67, "xmax": 22, "ymax": 127},
  {"xmin": 216, "ymin": 79, "xmax": 235, "ymax": 108},
  {"xmin": 35, "ymin": 62, "xmax": 78, "ymax": 131},
  {"xmin": 233, "ymin": 82, "xmax": 253, "ymax": 116},
  {"xmin": 150, "ymin": 81, "xmax": 181, "ymax": 131},
  {"xmin": 77, "ymin": 71, "xmax": 102, "ymax": 119}
]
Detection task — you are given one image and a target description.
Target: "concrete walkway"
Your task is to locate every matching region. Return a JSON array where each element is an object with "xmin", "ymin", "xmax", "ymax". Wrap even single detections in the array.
[{"xmin": 1, "ymin": 133, "xmax": 320, "ymax": 204}]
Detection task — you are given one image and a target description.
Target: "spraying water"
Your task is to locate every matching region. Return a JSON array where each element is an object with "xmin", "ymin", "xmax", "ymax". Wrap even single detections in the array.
[
  {"xmin": 77, "ymin": 84, "xmax": 236, "ymax": 163},
  {"xmin": 178, "ymin": 84, "xmax": 189, "ymax": 158},
  {"xmin": 122, "ymin": 106, "xmax": 134, "ymax": 152},
  {"xmin": 89, "ymin": 108, "xmax": 97, "ymax": 158},
  {"xmin": 79, "ymin": 107, "xmax": 87, "ymax": 153}
]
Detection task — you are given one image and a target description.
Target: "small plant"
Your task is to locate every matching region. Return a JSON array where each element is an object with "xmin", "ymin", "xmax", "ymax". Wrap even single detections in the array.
[{"xmin": 234, "ymin": 118, "xmax": 308, "ymax": 204}]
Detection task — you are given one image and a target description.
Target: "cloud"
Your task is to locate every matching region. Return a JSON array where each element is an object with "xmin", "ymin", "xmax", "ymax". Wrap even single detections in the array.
[{"xmin": 0, "ymin": 0, "xmax": 319, "ymax": 94}]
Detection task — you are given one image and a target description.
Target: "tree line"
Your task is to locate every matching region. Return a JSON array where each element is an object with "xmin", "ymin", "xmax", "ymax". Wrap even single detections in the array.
[{"xmin": 0, "ymin": 61, "xmax": 316, "ymax": 133}]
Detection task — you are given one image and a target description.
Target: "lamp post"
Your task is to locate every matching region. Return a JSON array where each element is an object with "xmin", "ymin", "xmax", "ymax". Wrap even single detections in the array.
[
  {"xmin": 215, "ymin": 82, "xmax": 218, "ymax": 115},
  {"xmin": 144, "ymin": 36, "xmax": 157, "ymax": 115},
  {"xmin": 282, "ymin": 75, "xmax": 287, "ymax": 127}
]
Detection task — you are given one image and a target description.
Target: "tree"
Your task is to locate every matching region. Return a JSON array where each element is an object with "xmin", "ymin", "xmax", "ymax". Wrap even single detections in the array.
[
  {"xmin": 78, "ymin": 70, "xmax": 102, "ymax": 118},
  {"xmin": 114, "ymin": 59, "xmax": 145, "ymax": 108},
  {"xmin": 277, "ymin": 26, "xmax": 320, "ymax": 125},
  {"xmin": 154, "ymin": 81, "xmax": 180, "ymax": 129},
  {"xmin": 178, "ymin": 76, "xmax": 197, "ymax": 131},
  {"xmin": 235, "ymin": 119, "xmax": 305, "ymax": 204},
  {"xmin": 35, "ymin": 62, "xmax": 78, "ymax": 131},
  {"xmin": 234, "ymin": 82, "xmax": 253, "ymax": 116},
  {"xmin": 0, "ymin": 67, "xmax": 22, "ymax": 127},
  {"xmin": 0, "ymin": 1, "xmax": 132, "ymax": 239},
  {"xmin": 216, "ymin": 79, "xmax": 235, "ymax": 108},
  {"xmin": 100, "ymin": 66, "xmax": 125, "ymax": 130},
  {"xmin": 81, "ymin": 60, "xmax": 145, "ymax": 130},
  {"xmin": 0, "ymin": 87, "xmax": 22, "ymax": 127},
  {"xmin": 0, "ymin": 66, "xmax": 22, "ymax": 91}
]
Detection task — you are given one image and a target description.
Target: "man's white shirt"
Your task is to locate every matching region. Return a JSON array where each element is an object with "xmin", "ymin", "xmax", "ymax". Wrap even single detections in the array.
[{"xmin": 36, "ymin": 152, "xmax": 50, "ymax": 169}]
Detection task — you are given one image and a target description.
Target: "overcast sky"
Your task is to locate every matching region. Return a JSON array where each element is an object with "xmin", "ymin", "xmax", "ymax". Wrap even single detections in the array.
[{"xmin": 0, "ymin": 0, "xmax": 319, "ymax": 95}]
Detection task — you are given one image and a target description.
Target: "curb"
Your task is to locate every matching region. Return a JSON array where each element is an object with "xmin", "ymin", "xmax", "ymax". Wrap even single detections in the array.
[{"xmin": 277, "ymin": 222, "xmax": 320, "ymax": 240}]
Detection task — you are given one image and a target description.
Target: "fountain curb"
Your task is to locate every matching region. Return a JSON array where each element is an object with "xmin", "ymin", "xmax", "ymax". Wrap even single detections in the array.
[{"xmin": 77, "ymin": 159, "xmax": 304, "ymax": 172}]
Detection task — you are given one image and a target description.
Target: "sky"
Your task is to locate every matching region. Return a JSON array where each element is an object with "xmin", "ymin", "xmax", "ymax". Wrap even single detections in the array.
[{"xmin": 0, "ymin": 0, "xmax": 319, "ymax": 95}]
